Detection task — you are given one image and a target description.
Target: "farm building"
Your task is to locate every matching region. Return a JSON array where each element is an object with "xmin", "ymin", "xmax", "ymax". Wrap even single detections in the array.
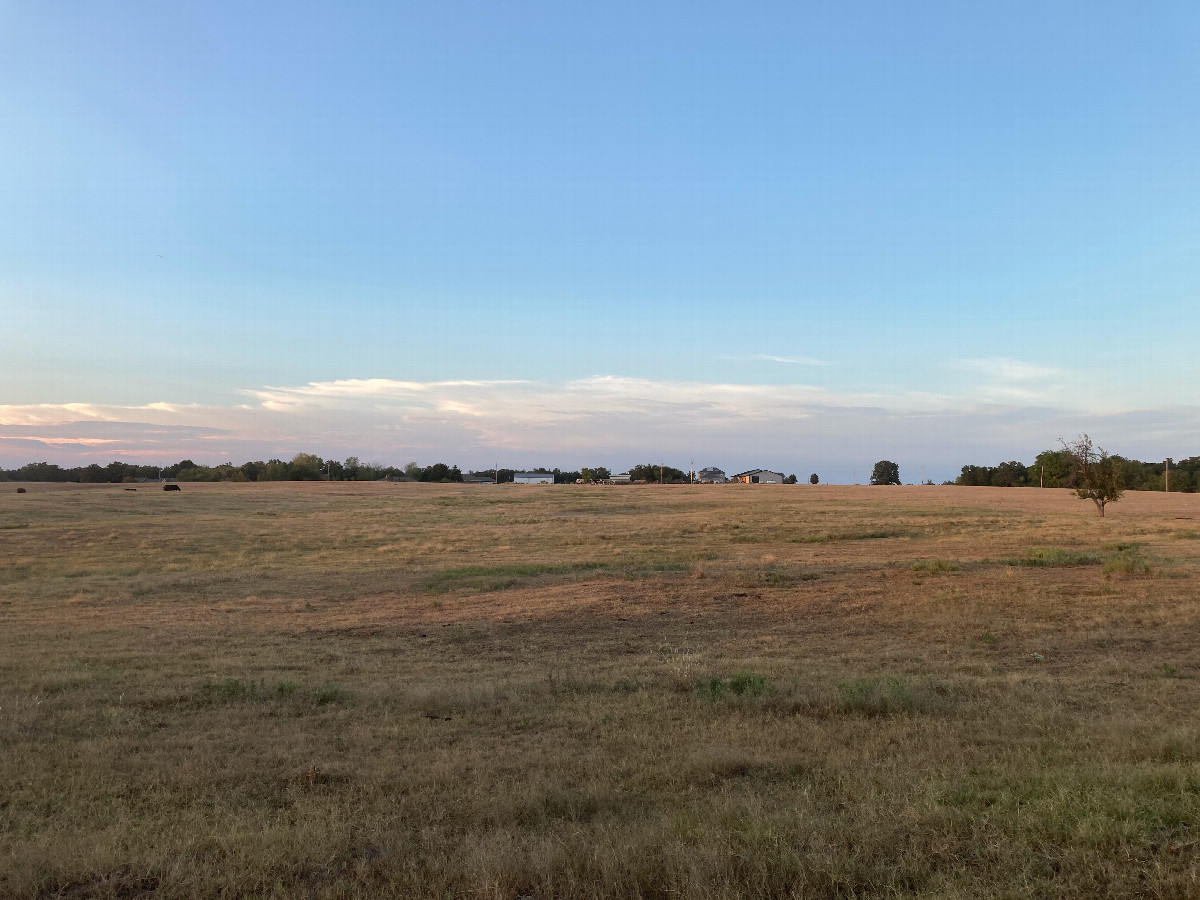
[
  {"xmin": 696, "ymin": 467, "xmax": 727, "ymax": 484},
  {"xmin": 609, "ymin": 472, "xmax": 632, "ymax": 484},
  {"xmin": 513, "ymin": 471, "xmax": 554, "ymax": 484},
  {"xmin": 732, "ymin": 469, "xmax": 785, "ymax": 484}
]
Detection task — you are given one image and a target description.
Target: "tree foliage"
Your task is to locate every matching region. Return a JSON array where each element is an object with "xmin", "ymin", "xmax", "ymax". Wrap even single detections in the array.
[
  {"xmin": 810, "ymin": 473, "xmax": 819, "ymax": 485},
  {"xmin": 1062, "ymin": 434, "xmax": 1124, "ymax": 517},
  {"xmin": 869, "ymin": 460, "xmax": 901, "ymax": 486},
  {"xmin": 418, "ymin": 463, "xmax": 463, "ymax": 483},
  {"xmin": 628, "ymin": 463, "xmax": 690, "ymax": 484}
]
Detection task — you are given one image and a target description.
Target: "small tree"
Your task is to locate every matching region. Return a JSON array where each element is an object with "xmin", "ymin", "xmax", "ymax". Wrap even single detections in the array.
[
  {"xmin": 785, "ymin": 474, "xmax": 798, "ymax": 484},
  {"xmin": 809, "ymin": 473, "xmax": 819, "ymax": 485},
  {"xmin": 870, "ymin": 460, "xmax": 900, "ymax": 485},
  {"xmin": 1062, "ymin": 434, "xmax": 1123, "ymax": 517}
]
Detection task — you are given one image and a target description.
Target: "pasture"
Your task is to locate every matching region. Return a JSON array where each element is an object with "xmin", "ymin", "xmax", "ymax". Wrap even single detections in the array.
[{"xmin": 2, "ymin": 482, "xmax": 1199, "ymax": 898}]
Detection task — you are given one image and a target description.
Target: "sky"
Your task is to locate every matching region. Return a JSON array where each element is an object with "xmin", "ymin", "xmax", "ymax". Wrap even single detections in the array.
[{"xmin": 2, "ymin": 1, "xmax": 1199, "ymax": 481}]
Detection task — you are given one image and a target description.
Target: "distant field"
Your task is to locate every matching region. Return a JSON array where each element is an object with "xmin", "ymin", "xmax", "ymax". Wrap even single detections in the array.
[{"xmin": 2, "ymin": 482, "xmax": 1199, "ymax": 898}]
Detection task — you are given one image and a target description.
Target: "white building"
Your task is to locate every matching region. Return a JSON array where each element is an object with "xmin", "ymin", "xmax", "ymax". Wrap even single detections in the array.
[
  {"xmin": 732, "ymin": 469, "xmax": 785, "ymax": 484},
  {"xmin": 513, "ymin": 471, "xmax": 554, "ymax": 484},
  {"xmin": 696, "ymin": 467, "xmax": 727, "ymax": 484},
  {"xmin": 609, "ymin": 472, "xmax": 632, "ymax": 484}
]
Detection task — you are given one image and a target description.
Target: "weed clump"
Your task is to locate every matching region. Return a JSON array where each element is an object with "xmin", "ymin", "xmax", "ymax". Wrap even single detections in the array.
[
  {"xmin": 1012, "ymin": 547, "xmax": 1103, "ymax": 567},
  {"xmin": 836, "ymin": 675, "xmax": 948, "ymax": 716},
  {"xmin": 1102, "ymin": 550, "xmax": 1153, "ymax": 577},
  {"xmin": 703, "ymin": 672, "xmax": 775, "ymax": 700},
  {"xmin": 911, "ymin": 559, "xmax": 960, "ymax": 575}
]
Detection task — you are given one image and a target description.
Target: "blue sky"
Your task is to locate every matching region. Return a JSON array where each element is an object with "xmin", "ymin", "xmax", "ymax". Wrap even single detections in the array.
[{"xmin": 2, "ymin": 2, "xmax": 1199, "ymax": 480}]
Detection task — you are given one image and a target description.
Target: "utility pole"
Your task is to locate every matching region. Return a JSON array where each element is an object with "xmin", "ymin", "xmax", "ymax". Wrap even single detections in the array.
[
  {"xmin": 1040, "ymin": 465, "xmax": 1044, "ymax": 489},
  {"xmin": 690, "ymin": 458, "xmax": 694, "ymax": 484},
  {"xmin": 1166, "ymin": 458, "xmax": 1171, "ymax": 493}
]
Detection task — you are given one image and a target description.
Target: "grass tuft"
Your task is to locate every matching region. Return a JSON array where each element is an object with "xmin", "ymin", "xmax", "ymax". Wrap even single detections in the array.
[
  {"xmin": 911, "ymin": 559, "xmax": 960, "ymax": 575},
  {"xmin": 703, "ymin": 671, "xmax": 775, "ymax": 700},
  {"xmin": 836, "ymin": 675, "xmax": 949, "ymax": 716},
  {"xmin": 1010, "ymin": 547, "xmax": 1104, "ymax": 567},
  {"xmin": 1102, "ymin": 550, "xmax": 1153, "ymax": 577}
]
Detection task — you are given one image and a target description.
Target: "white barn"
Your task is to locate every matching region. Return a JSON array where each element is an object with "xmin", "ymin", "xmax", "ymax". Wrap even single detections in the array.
[
  {"xmin": 513, "ymin": 471, "xmax": 554, "ymax": 484},
  {"xmin": 733, "ymin": 469, "xmax": 785, "ymax": 484}
]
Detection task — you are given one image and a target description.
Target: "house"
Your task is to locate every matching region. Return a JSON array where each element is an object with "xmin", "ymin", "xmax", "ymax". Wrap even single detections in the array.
[
  {"xmin": 732, "ymin": 469, "xmax": 785, "ymax": 484},
  {"xmin": 513, "ymin": 471, "xmax": 554, "ymax": 484},
  {"xmin": 696, "ymin": 467, "xmax": 727, "ymax": 484},
  {"xmin": 462, "ymin": 474, "xmax": 494, "ymax": 484}
]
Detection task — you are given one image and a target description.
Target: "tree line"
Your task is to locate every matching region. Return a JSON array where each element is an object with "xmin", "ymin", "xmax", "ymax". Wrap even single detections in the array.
[
  {"xmin": 2, "ymin": 457, "xmax": 612, "ymax": 484},
  {"xmin": 955, "ymin": 450, "xmax": 1200, "ymax": 493},
  {"xmin": 3, "ymin": 455, "xmax": 424, "ymax": 483}
]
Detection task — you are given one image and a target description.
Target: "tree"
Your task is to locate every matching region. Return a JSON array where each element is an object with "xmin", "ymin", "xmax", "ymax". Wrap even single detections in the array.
[
  {"xmin": 403, "ymin": 461, "xmax": 423, "ymax": 480},
  {"xmin": 809, "ymin": 473, "xmax": 819, "ymax": 485},
  {"xmin": 628, "ymin": 463, "xmax": 689, "ymax": 484},
  {"xmin": 870, "ymin": 460, "xmax": 900, "ymax": 486},
  {"xmin": 419, "ymin": 463, "xmax": 463, "ymax": 483},
  {"xmin": 1062, "ymin": 435, "xmax": 1123, "ymax": 517},
  {"xmin": 288, "ymin": 453, "xmax": 324, "ymax": 481},
  {"xmin": 785, "ymin": 474, "xmax": 798, "ymax": 484},
  {"xmin": 580, "ymin": 467, "xmax": 610, "ymax": 484}
]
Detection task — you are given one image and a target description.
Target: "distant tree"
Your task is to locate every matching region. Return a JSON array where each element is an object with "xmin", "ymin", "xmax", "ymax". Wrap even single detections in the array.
[
  {"xmin": 419, "ymin": 463, "xmax": 463, "ymax": 483},
  {"xmin": 1033, "ymin": 449, "xmax": 1073, "ymax": 487},
  {"xmin": 809, "ymin": 473, "xmax": 819, "ymax": 485},
  {"xmin": 288, "ymin": 453, "xmax": 324, "ymax": 481},
  {"xmin": 628, "ymin": 463, "xmax": 689, "ymax": 484},
  {"xmin": 403, "ymin": 461, "xmax": 423, "ymax": 480},
  {"xmin": 785, "ymin": 474, "xmax": 798, "ymax": 484},
  {"xmin": 870, "ymin": 460, "xmax": 901, "ymax": 486},
  {"xmin": 580, "ymin": 467, "xmax": 611, "ymax": 484},
  {"xmin": 260, "ymin": 459, "xmax": 290, "ymax": 481},
  {"xmin": 1062, "ymin": 435, "xmax": 1124, "ymax": 517}
]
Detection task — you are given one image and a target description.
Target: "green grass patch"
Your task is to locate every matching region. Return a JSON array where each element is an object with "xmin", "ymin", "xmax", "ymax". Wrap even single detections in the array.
[
  {"xmin": 422, "ymin": 559, "xmax": 692, "ymax": 593},
  {"xmin": 836, "ymin": 675, "xmax": 948, "ymax": 716},
  {"xmin": 911, "ymin": 559, "xmax": 960, "ymax": 575},
  {"xmin": 703, "ymin": 672, "xmax": 775, "ymax": 700},
  {"xmin": 802, "ymin": 528, "xmax": 909, "ymax": 543},
  {"xmin": 1009, "ymin": 547, "xmax": 1104, "ymax": 567},
  {"xmin": 1103, "ymin": 550, "xmax": 1154, "ymax": 576},
  {"xmin": 422, "ymin": 562, "xmax": 605, "ymax": 593},
  {"xmin": 193, "ymin": 678, "xmax": 345, "ymax": 707}
]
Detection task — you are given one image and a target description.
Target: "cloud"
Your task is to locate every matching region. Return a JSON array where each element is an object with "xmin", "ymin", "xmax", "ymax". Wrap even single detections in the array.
[
  {"xmin": 953, "ymin": 357, "xmax": 1062, "ymax": 381},
  {"xmin": 720, "ymin": 354, "xmax": 828, "ymax": 366},
  {"xmin": 2, "ymin": 371, "xmax": 1197, "ymax": 480}
]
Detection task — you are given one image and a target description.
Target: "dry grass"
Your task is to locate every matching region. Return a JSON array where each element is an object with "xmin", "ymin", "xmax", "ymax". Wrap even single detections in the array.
[{"xmin": 2, "ymin": 482, "xmax": 1200, "ymax": 898}]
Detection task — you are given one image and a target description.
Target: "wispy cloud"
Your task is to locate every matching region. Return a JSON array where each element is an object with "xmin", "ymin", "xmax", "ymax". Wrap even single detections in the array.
[
  {"xmin": 720, "ymin": 354, "xmax": 828, "ymax": 366},
  {"xmin": 952, "ymin": 357, "xmax": 1062, "ymax": 381},
  {"xmin": 2, "ymin": 371, "xmax": 1196, "ymax": 477}
]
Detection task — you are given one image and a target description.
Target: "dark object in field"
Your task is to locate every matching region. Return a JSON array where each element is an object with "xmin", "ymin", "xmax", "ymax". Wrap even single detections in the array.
[
  {"xmin": 125, "ymin": 487, "xmax": 137, "ymax": 491},
  {"xmin": 163, "ymin": 484, "xmax": 181, "ymax": 492},
  {"xmin": 16, "ymin": 487, "xmax": 27, "ymax": 493}
]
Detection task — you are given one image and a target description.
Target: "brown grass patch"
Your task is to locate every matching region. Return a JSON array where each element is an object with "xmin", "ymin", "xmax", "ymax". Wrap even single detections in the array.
[{"xmin": 2, "ymin": 483, "xmax": 1200, "ymax": 897}]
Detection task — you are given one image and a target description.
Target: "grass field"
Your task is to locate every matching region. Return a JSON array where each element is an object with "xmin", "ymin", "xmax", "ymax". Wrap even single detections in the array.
[{"xmin": 2, "ymin": 482, "xmax": 1200, "ymax": 898}]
